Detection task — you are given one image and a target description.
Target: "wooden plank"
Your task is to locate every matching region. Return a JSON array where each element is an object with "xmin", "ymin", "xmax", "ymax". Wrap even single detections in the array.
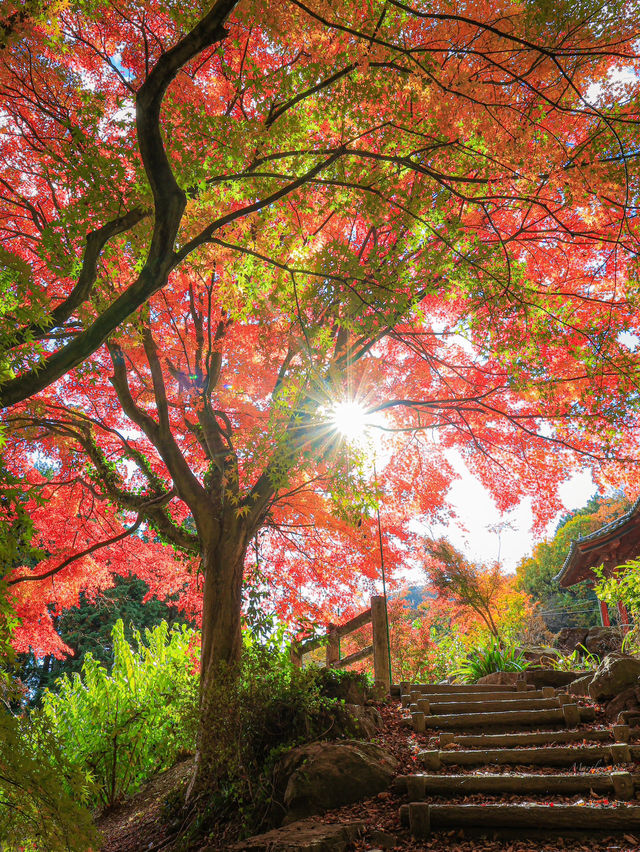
[
  {"xmin": 440, "ymin": 728, "xmax": 615, "ymax": 748},
  {"xmin": 431, "ymin": 744, "xmax": 622, "ymax": 767},
  {"xmin": 413, "ymin": 690, "xmax": 550, "ymax": 703},
  {"xmin": 403, "ymin": 683, "xmax": 531, "ymax": 693},
  {"xmin": 425, "ymin": 803, "xmax": 640, "ymax": 831},
  {"xmin": 329, "ymin": 644, "xmax": 373, "ymax": 668},
  {"xmin": 424, "ymin": 707, "xmax": 565, "ymax": 729},
  {"xmin": 401, "ymin": 772, "xmax": 619, "ymax": 797},
  {"xmin": 427, "ymin": 698, "xmax": 560, "ymax": 714},
  {"xmin": 336, "ymin": 608, "xmax": 371, "ymax": 638}
]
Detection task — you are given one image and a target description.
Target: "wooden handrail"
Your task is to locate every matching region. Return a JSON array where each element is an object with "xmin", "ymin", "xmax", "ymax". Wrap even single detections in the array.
[
  {"xmin": 336, "ymin": 607, "xmax": 372, "ymax": 639},
  {"xmin": 290, "ymin": 595, "xmax": 390, "ymax": 692},
  {"xmin": 329, "ymin": 644, "xmax": 374, "ymax": 669}
]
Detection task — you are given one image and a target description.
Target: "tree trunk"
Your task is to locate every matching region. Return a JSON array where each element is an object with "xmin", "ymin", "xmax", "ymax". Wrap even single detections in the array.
[{"xmin": 186, "ymin": 532, "xmax": 249, "ymax": 801}]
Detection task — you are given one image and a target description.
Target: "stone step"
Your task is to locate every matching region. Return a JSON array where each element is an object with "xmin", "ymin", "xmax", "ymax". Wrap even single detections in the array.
[
  {"xmin": 397, "ymin": 770, "xmax": 636, "ymax": 799},
  {"xmin": 412, "ymin": 703, "xmax": 594, "ymax": 731},
  {"xmin": 230, "ymin": 818, "xmax": 365, "ymax": 850},
  {"xmin": 418, "ymin": 742, "xmax": 633, "ymax": 770},
  {"xmin": 419, "ymin": 697, "xmax": 562, "ymax": 715},
  {"xmin": 403, "ymin": 803, "xmax": 640, "ymax": 837},
  {"xmin": 438, "ymin": 725, "xmax": 630, "ymax": 748}
]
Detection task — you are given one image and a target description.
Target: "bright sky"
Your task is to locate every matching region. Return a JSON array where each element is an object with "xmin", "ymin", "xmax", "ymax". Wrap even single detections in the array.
[
  {"xmin": 331, "ymin": 401, "xmax": 598, "ymax": 583},
  {"xmin": 415, "ymin": 457, "xmax": 596, "ymax": 578}
]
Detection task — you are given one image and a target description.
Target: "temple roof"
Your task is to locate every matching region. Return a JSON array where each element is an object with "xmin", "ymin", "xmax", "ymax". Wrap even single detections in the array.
[{"xmin": 555, "ymin": 496, "xmax": 640, "ymax": 587}]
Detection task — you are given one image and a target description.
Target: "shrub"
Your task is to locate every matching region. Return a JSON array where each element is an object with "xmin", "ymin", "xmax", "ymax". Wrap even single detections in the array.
[
  {"xmin": 313, "ymin": 666, "xmax": 372, "ymax": 702},
  {"xmin": 1, "ymin": 579, "xmax": 97, "ymax": 851},
  {"xmin": 39, "ymin": 618, "xmax": 199, "ymax": 809},
  {"xmin": 194, "ymin": 637, "xmax": 361, "ymax": 836},
  {"xmin": 0, "ymin": 710, "xmax": 99, "ymax": 851},
  {"xmin": 453, "ymin": 638, "xmax": 529, "ymax": 683}
]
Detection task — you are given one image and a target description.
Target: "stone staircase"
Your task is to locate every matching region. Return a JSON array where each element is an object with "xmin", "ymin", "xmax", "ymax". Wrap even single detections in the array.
[{"xmin": 395, "ymin": 680, "xmax": 640, "ymax": 841}]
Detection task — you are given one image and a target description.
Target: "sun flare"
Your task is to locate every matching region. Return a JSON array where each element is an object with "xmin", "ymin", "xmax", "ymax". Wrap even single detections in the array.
[{"xmin": 331, "ymin": 400, "xmax": 370, "ymax": 441}]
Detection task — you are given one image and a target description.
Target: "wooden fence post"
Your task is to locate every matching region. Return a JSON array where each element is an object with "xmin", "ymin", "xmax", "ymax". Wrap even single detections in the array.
[
  {"xmin": 326, "ymin": 626, "xmax": 340, "ymax": 668},
  {"xmin": 371, "ymin": 595, "xmax": 391, "ymax": 694}
]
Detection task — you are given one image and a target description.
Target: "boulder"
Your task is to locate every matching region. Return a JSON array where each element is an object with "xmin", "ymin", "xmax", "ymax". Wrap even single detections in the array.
[
  {"xmin": 520, "ymin": 647, "xmax": 560, "ymax": 667},
  {"xmin": 476, "ymin": 672, "xmax": 521, "ymax": 685},
  {"xmin": 567, "ymin": 674, "xmax": 593, "ymax": 696},
  {"xmin": 524, "ymin": 669, "xmax": 584, "ymax": 688},
  {"xmin": 342, "ymin": 704, "xmax": 383, "ymax": 739},
  {"xmin": 584, "ymin": 626, "xmax": 622, "ymax": 658},
  {"xmin": 554, "ymin": 628, "xmax": 589, "ymax": 653},
  {"xmin": 227, "ymin": 819, "xmax": 364, "ymax": 851},
  {"xmin": 317, "ymin": 672, "xmax": 369, "ymax": 705},
  {"xmin": 588, "ymin": 653, "xmax": 640, "ymax": 701},
  {"xmin": 603, "ymin": 684, "xmax": 640, "ymax": 721},
  {"xmin": 272, "ymin": 741, "xmax": 398, "ymax": 826}
]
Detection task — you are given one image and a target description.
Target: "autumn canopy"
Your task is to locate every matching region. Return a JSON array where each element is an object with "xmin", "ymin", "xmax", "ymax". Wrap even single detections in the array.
[{"xmin": 2, "ymin": 0, "xmax": 640, "ymax": 787}]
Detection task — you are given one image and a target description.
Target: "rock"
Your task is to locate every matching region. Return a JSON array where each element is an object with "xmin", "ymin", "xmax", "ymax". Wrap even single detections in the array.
[
  {"xmin": 520, "ymin": 647, "xmax": 561, "ymax": 667},
  {"xmin": 272, "ymin": 741, "xmax": 398, "ymax": 826},
  {"xmin": 366, "ymin": 828, "xmax": 398, "ymax": 848},
  {"xmin": 316, "ymin": 671, "xmax": 369, "ymax": 705},
  {"xmin": 227, "ymin": 819, "xmax": 364, "ymax": 851},
  {"xmin": 476, "ymin": 672, "xmax": 521, "ymax": 685},
  {"xmin": 584, "ymin": 626, "xmax": 622, "ymax": 658},
  {"xmin": 567, "ymin": 674, "xmax": 593, "ymax": 696},
  {"xmin": 604, "ymin": 684, "xmax": 640, "ymax": 721},
  {"xmin": 341, "ymin": 704, "xmax": 383, "ymax": 739},
  {"xmin": 588, "ymin": 653, "xmax": 640, "ymax": 701},
  {"xmin": 524, "ymin": 669, "xmax": 584, "ymax": 688},
  {"xmin": 554, "ymin": 627, "xmax": 589, "ymax": 652}
]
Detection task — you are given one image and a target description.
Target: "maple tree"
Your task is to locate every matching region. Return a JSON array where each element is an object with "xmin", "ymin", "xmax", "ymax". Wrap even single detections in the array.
[
  {"xmin": 424, "ymin": 539, "xmax": 507, "ymax": 638},
  {"xmin": 3, "ymin": 0, "xmax": 640, "ymax": 793},
  {"xmin": 424, "ymin": 538, "xmax": 537, "ymax": 642}
]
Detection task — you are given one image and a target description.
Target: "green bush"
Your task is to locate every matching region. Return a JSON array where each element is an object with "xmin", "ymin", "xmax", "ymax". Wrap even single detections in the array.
[
  {"xmin": 194, "ymin": 637, "xmax": 361, "ymax": 837},
  {"xmin": 453, "ymin": 638, "xmax": 529, "ymax": 683},
  {"xmin": 0, "ymin": 710, "xmax": 99, "ymax": 851},
  {"xmin": 1, "ymin": 579, "xmax": 97, "ymax": 851},
  {"xmin": 39, "ymin": 618, "xmax": 199, "ymax": 809},
  {"xmin": 313, "ymin": 666, "xmax": 372, "ymax": 702}
]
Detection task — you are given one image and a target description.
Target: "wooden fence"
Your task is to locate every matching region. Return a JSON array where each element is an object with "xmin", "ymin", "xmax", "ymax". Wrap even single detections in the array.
[{"xmin": 290, "ymin": 595, "xmax": 391, "ymax": 693}]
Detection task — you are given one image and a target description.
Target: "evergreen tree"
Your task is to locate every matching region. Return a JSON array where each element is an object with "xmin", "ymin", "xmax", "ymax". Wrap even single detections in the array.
[
  {"xmin": 516, "ymin": 495, "xmax": 629, "ymax": 632},
  {"xmin": 17, "ymin": 574, "xmax": 193, "ymax": 703}
]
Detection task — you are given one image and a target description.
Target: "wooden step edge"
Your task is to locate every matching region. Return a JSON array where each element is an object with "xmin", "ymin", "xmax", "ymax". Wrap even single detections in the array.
[
  {"xmin": 401, "ymin": 802, "xmax": 640, "ymax": 837},
  {"xmin": 423, "ymin": 698, "xmax": 562, "ymax": 714},
  {"xmin": 401, "ymin": 689, "xmax": 553, "ymax": 706},
  {"xmin": 412, "ymin": 703, "xmax": 595, "ymax": 731},
  {"xmin": 400, "ymin": 683, "xmax": 533, "ymax": 693},
  {"xmin": 395, "ymin": 770, "xmax": 637, "ymax": 799},
  {"xmin": 414, "ymin": 707, "xmax": 565, "ymax": 731},
  {"xmin": 438, "ymin": 726, "xmax": 626, "ymax": 748},
  {"xmin": 419, "ymin": 742, "xmax": 633, "ymax": 769}
]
